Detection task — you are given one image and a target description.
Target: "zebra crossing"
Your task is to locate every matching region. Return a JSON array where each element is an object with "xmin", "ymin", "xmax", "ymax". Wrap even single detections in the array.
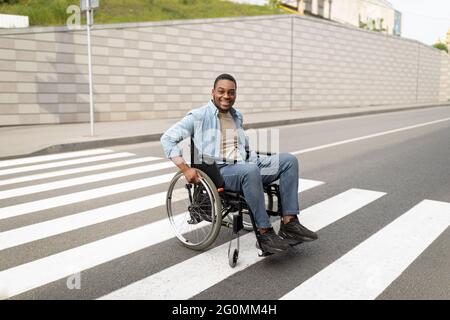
[
  {"xmin": 280, "ymin": 199, "xmax": 450, "ymax": 300},
  {"xmin": 0, "ymin": 148, "xmax": 449, "ymax": 300}
]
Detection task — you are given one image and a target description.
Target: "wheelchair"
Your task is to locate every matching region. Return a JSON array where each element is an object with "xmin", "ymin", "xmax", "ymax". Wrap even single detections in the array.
[{"xmin": 165, "ymin": 139, "xmax": 290, "ymax": 267}]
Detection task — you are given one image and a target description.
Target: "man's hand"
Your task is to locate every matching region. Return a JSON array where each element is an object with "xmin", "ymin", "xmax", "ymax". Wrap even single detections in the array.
[
  {"xmin": 170, "ymin": 156, "xmax": 202, "ymax": 184},
  {"xmin": 182, "ymin": 167, "xmax": 203, "ymax": 184}
]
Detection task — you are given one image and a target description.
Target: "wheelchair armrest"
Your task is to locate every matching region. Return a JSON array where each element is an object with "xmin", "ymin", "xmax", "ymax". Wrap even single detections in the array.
[
  {"xmin": 200, "ymin": 154, "xmax": 238, "ymax": 164},
  {"xmin": 245, "ymin": 149, "xmax": 276, "ymax": 160}
]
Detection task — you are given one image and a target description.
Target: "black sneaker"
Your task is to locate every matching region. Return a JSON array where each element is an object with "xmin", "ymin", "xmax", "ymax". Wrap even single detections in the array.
[
  {"xmin": 257, "ymin": 228, "xmax": 290, "ymax": 254},
  {"xmin": 278, "ymin": 217, "xmax": 318, "ymax": 244}
]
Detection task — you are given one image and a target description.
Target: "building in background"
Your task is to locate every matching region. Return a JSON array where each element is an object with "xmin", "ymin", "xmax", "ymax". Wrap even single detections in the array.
[
  {"xmin": 329, "ymin": 0, "xmax": 401, "ymax": 36},
  {"xmin": 393, "ymin": 9, "xmax": 402, "ymax": 36},
  {"xmin": 228, "ymin": 0, "xmax": 402, "ymax": 36},
  {"xmin": 447, "ymin": 28, "xmax": 450, "ymax": 47}
]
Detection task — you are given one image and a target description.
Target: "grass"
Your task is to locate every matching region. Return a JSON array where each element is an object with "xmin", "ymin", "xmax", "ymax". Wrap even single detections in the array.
[{"xmin": 0, "ymin": 0, "xmax": 285, "ymax": 27}]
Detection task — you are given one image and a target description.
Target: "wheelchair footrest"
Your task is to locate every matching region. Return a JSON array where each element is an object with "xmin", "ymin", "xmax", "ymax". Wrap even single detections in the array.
[
  {"xmin": 255, "ymin": 241, "xmax": 274, "ymax": 257},
  {"xmin": 258, "ymin": 250, "xmax": 274, "ymax": 257}
]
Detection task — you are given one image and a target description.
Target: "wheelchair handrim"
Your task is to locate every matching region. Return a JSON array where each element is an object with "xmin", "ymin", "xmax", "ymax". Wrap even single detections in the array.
[{"xmin": 166, "ymin": 170, "xmax": 222, "ymax": 249}]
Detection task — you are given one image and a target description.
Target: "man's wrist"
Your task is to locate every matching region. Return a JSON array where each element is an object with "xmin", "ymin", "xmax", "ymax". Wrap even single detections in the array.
[{"xmin": 179, "ymin": 163, "xmax": 190, "ymax": 173}]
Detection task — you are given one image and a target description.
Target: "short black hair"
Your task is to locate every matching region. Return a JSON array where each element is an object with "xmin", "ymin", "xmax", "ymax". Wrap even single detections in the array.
[{"xmin": 213, "ymin": 73, "xmax": 237, "ymax": 89}]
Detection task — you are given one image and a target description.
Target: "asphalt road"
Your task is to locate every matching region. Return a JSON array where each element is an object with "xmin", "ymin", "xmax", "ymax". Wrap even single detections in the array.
[{"xmin": 0, "ymin": 106, "xmax": 449, "ymax": 300}]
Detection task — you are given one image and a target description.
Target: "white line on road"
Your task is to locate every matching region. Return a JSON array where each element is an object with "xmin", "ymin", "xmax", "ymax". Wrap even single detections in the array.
[
  {"xmin": 100, "ymin": 188, "xmax": 385, "ymax": 300},
  {"xmin": 0, "ymin": 173, "xmax": 175, "ymax": 221},
  {"xmin": 0, "ymin": 152, "xmax": 138, "ymax": 176},
  {"xmin": 0, "ymin": 156, "xmax": 162, "ymax": 187},
  {"xmin": 0, "ymin": 214, "xmax": 203, "ymax": 299},
  {"xmin": 298, "ymin": 188, "xmax": 387, "ymax": 232},
  {"xmin": 0, "ymin": 179, "xmax": 323, "ymax": 299},
  {"xmin": 280, "ymin": 199, "xmax": 450, "ymax": 300},
  {"xmin": 0, "ymin": 191, "xmax": 167, "ymax": 251},
  {"xmin": 0, "ymin": 161, "xmax": 175, "ymax": 200},
  {"xmin": 0, "ymin": 149, "xmax": 114, "ymax": 169},
  {"xmin": 291, "ymin": 117, "xmax": 450, "ymax": 155},
  {"xmin": 0, "ymin": 179, "xmax": 321, "ymax": 251}
]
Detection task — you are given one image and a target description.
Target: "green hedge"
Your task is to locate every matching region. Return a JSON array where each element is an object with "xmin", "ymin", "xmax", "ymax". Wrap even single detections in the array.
[
  {"xmin": 0, "ymin": 0, "xmax": 284, "ymax": 26},
  {"xmin": 433, "ymin": 43, "xmax": 448, "ymax": 53},
  {"xmin": 0, "ymin": 0, "xmax": 19, "ymax": 4}
]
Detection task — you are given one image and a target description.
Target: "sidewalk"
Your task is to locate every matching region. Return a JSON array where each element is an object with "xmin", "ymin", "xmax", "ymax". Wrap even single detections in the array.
[{"xmin": 1, "ymin": 102, "xmax": 448, "ymax": 160}]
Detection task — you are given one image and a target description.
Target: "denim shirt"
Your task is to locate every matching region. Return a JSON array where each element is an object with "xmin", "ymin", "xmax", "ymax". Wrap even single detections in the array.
[{"xmin": 160, "ymin": 100, "xmax": 257, "ymax": 163}]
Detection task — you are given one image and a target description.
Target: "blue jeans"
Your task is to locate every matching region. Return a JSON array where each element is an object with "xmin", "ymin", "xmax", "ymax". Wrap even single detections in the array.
[{"xmin": 219, "ymin": 153, "xmax": 299, "ymax": 228}]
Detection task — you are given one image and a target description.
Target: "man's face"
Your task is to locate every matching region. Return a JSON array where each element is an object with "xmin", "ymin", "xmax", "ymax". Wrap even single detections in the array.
[{"xmin": 211, "ymin": 79, "xmax": 236, "ymax": 113}]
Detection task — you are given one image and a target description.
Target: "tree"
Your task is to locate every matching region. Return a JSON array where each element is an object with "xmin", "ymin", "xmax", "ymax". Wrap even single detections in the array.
[
  {"xmin": 269, "ymin": 0, "xmax": 279, "ymax": 8},
  {"xmin": 433, "ymin": 42, "xmax": 448, "ymax": 53}
]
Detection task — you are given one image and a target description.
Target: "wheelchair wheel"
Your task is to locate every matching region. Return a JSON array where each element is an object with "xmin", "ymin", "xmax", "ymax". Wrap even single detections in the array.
[
  {"xmin": 229, "ymin": 248, "xmax": 239, "ymax": 268},
  {"xmin": 166, "ymin": 169, "xmax": 222, "ymax": 251}
]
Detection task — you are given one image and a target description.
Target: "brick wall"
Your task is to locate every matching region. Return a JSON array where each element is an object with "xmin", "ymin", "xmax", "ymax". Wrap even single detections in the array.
[
  {"xmin": 0, "ymin": 14, "xmax": 448, "ymax": 125},
  {"xmin": 439, "ymin": 51, "xmax": 450, "ymax": 103}
]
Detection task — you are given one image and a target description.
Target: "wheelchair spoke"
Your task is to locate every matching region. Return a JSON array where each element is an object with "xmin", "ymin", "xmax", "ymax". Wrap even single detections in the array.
[{"xmin": 166, "ymin": 170, "xmax": 222, "ymax": 249}]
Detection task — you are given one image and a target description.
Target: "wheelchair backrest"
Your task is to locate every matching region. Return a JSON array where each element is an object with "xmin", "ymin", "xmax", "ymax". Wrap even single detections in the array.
[{"xmin": 190, "ymin": 137, "xmax": 225, "ymax": 189}]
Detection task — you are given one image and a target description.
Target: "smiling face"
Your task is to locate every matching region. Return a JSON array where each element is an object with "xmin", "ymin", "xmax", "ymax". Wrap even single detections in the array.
[{"xmin": 211, "ymin": 79, "xmax": 236, "ymax": 113}]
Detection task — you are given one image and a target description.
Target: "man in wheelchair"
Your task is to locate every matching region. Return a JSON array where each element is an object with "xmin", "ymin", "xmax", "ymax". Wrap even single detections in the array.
[{"xmin": 161, "ymin": 74, "xmax": 317, "ymax": 254}]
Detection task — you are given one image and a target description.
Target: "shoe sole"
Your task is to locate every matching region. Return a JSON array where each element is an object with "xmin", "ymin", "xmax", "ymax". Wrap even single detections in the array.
[
  {"xmin": 285, "ymin": 238, "xmax": 303, "ymax": 246},
  {"xmin": 278, "ymin": 230, "xmax": 317, "ymax": 243},
  {"xmin": 256, "ymin": 242, "xmax": 288, "ymax": 255}
]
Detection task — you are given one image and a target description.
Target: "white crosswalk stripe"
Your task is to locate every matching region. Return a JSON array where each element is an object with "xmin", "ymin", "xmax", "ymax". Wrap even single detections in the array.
[
  {"xmin": 0, "ymin": 191, "xmax": 168, "ymax": 251},
  {"xmin": 0, "ymin": 178, "xmax": 318, "ymax": 251},
  {"xmin": 0, "ymin": 176, "xmax": 323, "ymax": 299},
  {"xmin": 0, "ymin": 149, "xmax": 114, "ymax": 168},
  {"xmin": 280, "ymin": 199, "xmax": 450, "ymax": 300},
  {"xmin": 0, "ymin": 152, "xmax": 136, "ymax": 176},
  {"xmin": 0, "ymin": 148, "xmax": 448, "ymax": 300},
  {"xmin": 0, "ymin": 156, "xmax": 162, "ymax": 187},
  {"xmin": 0, "ymin": 161, "xmax": 175, "ymax": 200},
  {"xmin": 100, "ymin": 188, "xmax": 385, "ymax": 300},
  {"xmin": 0, "ymin": 215, "xmax": 206, "ymax": 299},
  {"xmin": 0, "ymin": 173, "xmax": 175, "ymax": 220}
]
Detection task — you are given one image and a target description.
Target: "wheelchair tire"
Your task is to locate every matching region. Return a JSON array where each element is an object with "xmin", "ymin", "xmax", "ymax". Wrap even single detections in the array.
[
  {"xmin": 166, "ymin": 169, "xmax": 222, "ymax": 251},
  {"xmin": 229, "ymin": 248, "xmax": 239, "ymax": 268}
]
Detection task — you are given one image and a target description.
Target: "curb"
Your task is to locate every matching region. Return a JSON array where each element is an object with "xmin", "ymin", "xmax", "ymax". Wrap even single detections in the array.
[{"xmin": 1, "ymin": 103, "xmax": 448, "ymax": 161}]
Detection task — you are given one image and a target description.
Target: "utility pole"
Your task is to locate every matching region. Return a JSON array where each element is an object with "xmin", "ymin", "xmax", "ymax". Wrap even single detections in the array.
[{"xmin": 81, "ymin": 0, "xmax": 99, "ymax": 136}]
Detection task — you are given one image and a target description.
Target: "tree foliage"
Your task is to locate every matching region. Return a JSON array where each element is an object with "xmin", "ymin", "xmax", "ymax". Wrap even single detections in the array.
[
  {"xmin": 0, "ymin": 0, "xmax": 19, "ymax": 4},
  {"xmin": 433, "ymin": 42, "xmax": 448, "ymax": 53}
]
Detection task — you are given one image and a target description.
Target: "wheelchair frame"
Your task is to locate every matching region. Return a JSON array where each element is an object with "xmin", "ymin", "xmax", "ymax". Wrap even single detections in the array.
[{"xmin": 165, "ymin": 138, "xmax": 285, "ymax": 267}]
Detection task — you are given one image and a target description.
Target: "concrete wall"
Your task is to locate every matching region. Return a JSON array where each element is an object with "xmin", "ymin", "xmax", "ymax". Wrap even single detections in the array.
[
  {"xmin": 291, "ymin": 17, "xmax": 449, "ymax": 109},
  {"xmin": 439, "ymin": 51, "xmax": 450, "ymax": 103},
  {"xmin": 0, "ymin": 14, "xmax": 448, "ymax": 125}
]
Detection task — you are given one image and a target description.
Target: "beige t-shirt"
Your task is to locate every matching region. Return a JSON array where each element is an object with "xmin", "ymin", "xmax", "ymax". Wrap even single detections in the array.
[{"xmin": 218, "ymin": 111, "xmax": 242, "ymax": 162}]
